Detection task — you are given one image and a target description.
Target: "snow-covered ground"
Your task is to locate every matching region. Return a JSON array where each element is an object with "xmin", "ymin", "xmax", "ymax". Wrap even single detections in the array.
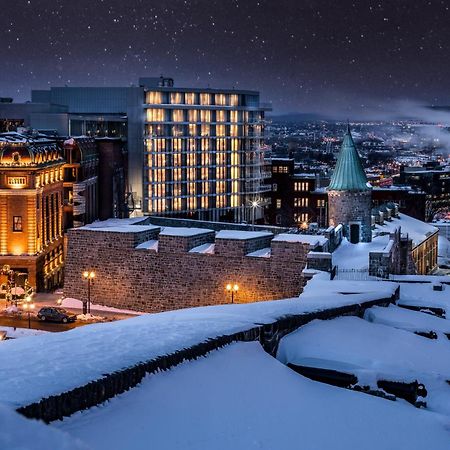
[
  {"xmin": 366, "ymin": 304, "xmax": 450, "ymax": 336},
  {"xmin": 332, "ymin": 236, "xmax": 389, "ymax": 270},
  {"xmin": 438, "ymin": 235, "xmax": 450, "ymax": 267},
  {"xmin": 0, "ymin": 402, "xmax": 89, "ymax": 450},
  {"xmin": 0, "ymin": 281, "xmax": 398, "ymax": 408},
  {"xmin": 277, "ymin": 315, "xmax": 450, "ymax": 417},
  {"xmin": 61, "ymin": 297, "xmax": 142, "ymax": 315},
  {"xmin": 0, "ymin": 326, "xmax": 48, "ymax": 339},
  {"xmin": 397, "ymin": 282, "xmax": 450, "ymax": 316},
  {"xmin": 54, "ymin": 342, "xmax": 450, "ymax": 450}
]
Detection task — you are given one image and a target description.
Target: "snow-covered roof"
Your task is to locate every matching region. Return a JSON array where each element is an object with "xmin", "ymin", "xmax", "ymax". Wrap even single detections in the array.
[
  {"xmin": 160, "ymin": 227, "xmax": 213, "ymax": 237},
  {"xmin": 374, "ymin": 213, "xmax": 438, "ymax": 248},
  {"xmin": 215, "ymin": 230, "xmax": 273, "ymax": 240}
]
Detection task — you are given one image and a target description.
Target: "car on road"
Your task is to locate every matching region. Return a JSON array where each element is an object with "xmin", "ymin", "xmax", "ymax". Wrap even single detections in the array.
[{"xmin": 37, "ymin": 307, "xmax": 77, "ymax": 324}]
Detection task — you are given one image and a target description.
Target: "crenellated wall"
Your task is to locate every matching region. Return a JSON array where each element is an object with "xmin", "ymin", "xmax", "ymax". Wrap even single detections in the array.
[{"xmin": 64, "ymin": 226, "xmax": 308, "ymax": 312}]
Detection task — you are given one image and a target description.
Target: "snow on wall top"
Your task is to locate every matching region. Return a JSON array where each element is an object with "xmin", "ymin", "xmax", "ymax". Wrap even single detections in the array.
[
  {"xmin": 80, "ymin": 218, "xmax": 159, "ymax": 233},
  {"xmin": 159, "ymin": 227, "xmax": 214, "ymax": 237},
  {"xmin": 272, "ymin": 233, "xmax": 328, "ymax": 247},
  {"xmin": 215, "ymin": 230, "xmax": 273, "ymax": 240}
]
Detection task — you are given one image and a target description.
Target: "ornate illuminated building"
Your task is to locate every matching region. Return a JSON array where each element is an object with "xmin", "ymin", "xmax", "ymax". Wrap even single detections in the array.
[
  {"xmin": 144, "ymin": 80, "xmax": 272, "ymax": 222},
  {"xmin": 0, "ymin": 132, "xmax": 64, "ymax": 290}
]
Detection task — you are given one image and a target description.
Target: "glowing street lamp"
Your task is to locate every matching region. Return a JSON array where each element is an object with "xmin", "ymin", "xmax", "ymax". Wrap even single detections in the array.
[
  {"xmin": 22, "ymin": 297, "xmax": 35, "ymax": 329},
  {"xmin": 226, "ymin": 283, "xmax": 239, "ymax": 304},
  {"xmin": 82, "ymin": 270, "xmax": 95, "ymax": 315},
  {"xmin": 250, "ymin": 198, "xmax": 261, "ymax": 230}
]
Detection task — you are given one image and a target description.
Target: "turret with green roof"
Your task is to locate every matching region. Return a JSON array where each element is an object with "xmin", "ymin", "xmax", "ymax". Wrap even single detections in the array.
[
  {"xmin": 328, "ymin": 124, "xmax": 371, "ymax": 192},
  {"xmin": 327, "ymin": 125, "xmax": 372, "ymax": 243}
]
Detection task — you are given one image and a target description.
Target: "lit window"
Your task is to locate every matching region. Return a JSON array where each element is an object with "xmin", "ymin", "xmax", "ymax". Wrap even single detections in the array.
[
  {"xmin": 172, "ymin": 110, "xmax": 184, "ymax": 122},
  {"xmin": 200, "ymin": 110, "xmax": 211, "ymax": 122},
  {"xmin": 170, "ymin": 92, "xmax": 183, "ymax": 104},
  {"xmin": 215, "ymin": 94, "xmax": 227, "ymax": 105},
  {"xmin": 13, "ymin": 216, "xmax": 22, "ymax": 232},
  {"xmin": 146, "ymin": 91, "xmax": 162, "ymax": 104},
  {"xmin": 276, "ymin": 199, "xmax": 282, "ymax": 209},
  {"xmin": 185, "ymin": 93, "xmax": 196, "ymax": 105},
  {"xmin": 216, "ymin": 110, "xmax": 226, "ymax": 122},
  {"xmin": 146, "ymin": 109, "xmax": 165, "ymax": 122},
  {"xmin": 200, "ymin": 93, "xmax": 211, "ymax": 105}
]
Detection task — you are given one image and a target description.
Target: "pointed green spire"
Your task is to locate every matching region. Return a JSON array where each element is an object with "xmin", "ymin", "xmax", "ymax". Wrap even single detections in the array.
[{"xmin": 328, "ymin": 126, "xmax": 370, "ymax": 191}]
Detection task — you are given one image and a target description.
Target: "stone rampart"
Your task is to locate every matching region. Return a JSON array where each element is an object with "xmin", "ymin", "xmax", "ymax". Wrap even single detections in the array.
[{"xmin": 64, "ymin": 227, "xmax": 308, "ymax": 312}]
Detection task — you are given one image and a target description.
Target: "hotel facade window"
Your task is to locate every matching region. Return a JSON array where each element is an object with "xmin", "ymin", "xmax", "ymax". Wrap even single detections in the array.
[
  {"xmin": 13, "ymin": 216, "xmax": 23, "ymax": 232},
  {"xmin": 144, "ymin": 87, "xmax": 271, "ymax": 222}
]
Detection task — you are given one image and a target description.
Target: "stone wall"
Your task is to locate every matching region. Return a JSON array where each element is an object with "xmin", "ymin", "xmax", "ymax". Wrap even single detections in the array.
[
  {"xmin": 328, "ymin": 190, "xmax": 372, "ymax": 243},
  {"xmin": 64, "ymin": 228, "xmax": 308, "ymax": 312}
]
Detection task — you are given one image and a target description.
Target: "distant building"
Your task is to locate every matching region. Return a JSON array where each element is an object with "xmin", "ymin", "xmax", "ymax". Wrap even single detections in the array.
[
  {"xmin": 96, "ymin": 137, "xmax": 128, "ymax": 220},
  {"xmin": 396, "ymin": 164, "xmax": 450, "ymax": 220},
  {"xmin": 0, "ymin": 77, "xmax": 272, "ymax": 223},
  {"xmin": 62, "ymin": 137, "xmax": 99, "ymax": 230},
  {"xmin": 269, "ymin": 158, "xmax": 325, "ymax": 228},
  {"xmin": 0, "ymin": 132, "xmax": 64, "ymax": 290}
]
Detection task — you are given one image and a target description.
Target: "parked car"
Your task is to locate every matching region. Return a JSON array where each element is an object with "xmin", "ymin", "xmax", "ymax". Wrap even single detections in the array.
[{"xmin": 37, "ymin": 307, "xmax": 77, "ymax": 323}]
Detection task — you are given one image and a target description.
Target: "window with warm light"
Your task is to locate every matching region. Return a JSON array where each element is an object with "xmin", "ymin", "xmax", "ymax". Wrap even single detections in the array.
[
  {"xmin": 200, "ymin": 93, "xmax": 211, "ymax": 105},
  {"xmin": 216, "ymin": 110, "xmax": 226, "ymax": 122},
  {"xmin": 172, "ymin": 110, "xmax": 184, "ymax": 122},
  {"xmin": 13, "ymin": 216, "xmax": 23, "ymax": 232},
  {"xmin": 147, "ymin": 109, "xmax": 165, "ymax": 122},
  {"xmin": 215, "ymin": 94, "xmax": 227, "ymax": 105},
  {"xmin": 170, "ymin": 92, "xmax": 183, "ymax": 104},
  {"xmin": 200, "ymin": 110, "xmax": 211, "ymax": 122},
  {"xmin": 146, "ymin": 91, "xmax": 162, "ymax": 104},
  {"xmin": 188, "ymin": 109, "xmax": 198, "ymax": 122},
  {"xmin": 185, "ymin": 92, "xmax": 196, "ymax": 105}
]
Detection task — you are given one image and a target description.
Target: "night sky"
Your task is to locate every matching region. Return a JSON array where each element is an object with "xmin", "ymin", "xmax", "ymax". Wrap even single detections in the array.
[{"xmin": 1, "ymin": 0, "xmax": 450, "ymax": 115}]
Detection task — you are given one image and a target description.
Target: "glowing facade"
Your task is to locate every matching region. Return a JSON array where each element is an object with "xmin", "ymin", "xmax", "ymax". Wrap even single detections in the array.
[
  {"xmin": 0, "ymin": 133, "xmax": 64, "ymax": 290},
  {"xmin": 143, "ymin": 82, "xmax": 271, "ymax": 222}
]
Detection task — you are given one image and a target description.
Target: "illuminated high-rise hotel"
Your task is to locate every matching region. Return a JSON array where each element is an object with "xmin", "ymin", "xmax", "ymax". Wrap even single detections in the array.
[{"xmin": 143, "ymin": 78, "xmax": 271, "ymax": 222}]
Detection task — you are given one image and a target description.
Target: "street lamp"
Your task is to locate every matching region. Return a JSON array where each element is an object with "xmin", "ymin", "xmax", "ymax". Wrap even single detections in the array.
[
  {"xmin": 22, "ymin": 297, "xmax": 35, "ymax": 329},
  {"xmin": 226, "ymin": 283, "xmax": 239, "ymax": 304},
  {"xmin": 82, "ymin": 270, "xmax": 95, "ymax": 315},
  {"xmin": 250, "ymin": 199, "xmax": 261, "ymax": 231}
]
